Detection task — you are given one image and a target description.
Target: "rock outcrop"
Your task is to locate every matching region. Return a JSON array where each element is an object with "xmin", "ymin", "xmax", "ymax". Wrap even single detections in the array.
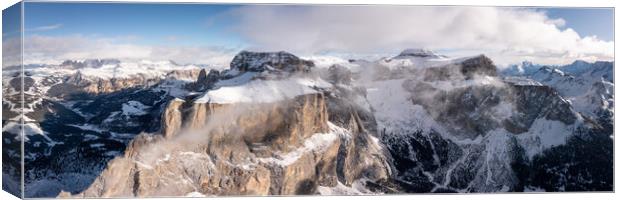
[
  {"xmin": 160, "ymin": 98, "xmax": 185, "ymax": 139},
  {"xmin": 394, "ymin": 48, "xmax": 447, "ymax": 59},
  {"xmin": 188, "ymin": 69, "xmax": 220, "ymax": 91},
  {"xmin": 230, "ymin": 51, "xmax": 314, "ymax": 73},
  {"xmin": 164, "ymin": 68, "xmax": 203, "ymax": 81},
  {"xmin": 423, "ymin": 55, "xmax": 496, "ymax": 81}
]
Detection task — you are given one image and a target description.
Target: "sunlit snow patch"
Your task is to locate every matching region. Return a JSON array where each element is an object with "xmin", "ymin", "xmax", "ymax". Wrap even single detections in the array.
[
  {"xmin": 257, "ymin": 122, "xmax": 345, "ymax": 166},
  {"xmin": 195, "ymin": 77, "xmax": 331, "ymax": 104}
]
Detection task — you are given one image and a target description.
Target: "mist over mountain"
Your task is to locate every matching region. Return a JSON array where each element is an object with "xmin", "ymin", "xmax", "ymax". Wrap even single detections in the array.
[{"xmin": 2, "ymin": 49, "xmax": 613, "ymax": 197}]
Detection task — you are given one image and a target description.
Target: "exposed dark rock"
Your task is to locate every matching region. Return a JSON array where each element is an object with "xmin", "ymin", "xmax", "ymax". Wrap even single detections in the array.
[
  {"xmin": 395, "ymin": 48, "xmax": 447, "ymax": 59},
  {"xmin": 460, "ymin": 55, "xmax": 497, "ymax": 78},
  {"xmin": 326, "ymin": 65, "xmax": 353, "ymax": 85},
  {"xmin": 423, "ymin": 55, "xmax": 497, "ymax": 81},
  {"xmin": 230, "ymin": 50, "xmax": 314, "ymax": 73},
  {"xmin": 190, "ymin": 69, "xmax": 221, "ymax": 91}
]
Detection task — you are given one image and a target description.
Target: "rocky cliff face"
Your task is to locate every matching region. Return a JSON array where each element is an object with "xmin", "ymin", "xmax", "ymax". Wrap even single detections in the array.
[
  {"xmin": 360, "ymin": 50, "xmax": 611, "ymax": 192},
  {"xmin": 187, "ymin": 69, "xmax": 220, "ymax": 91},
  {"xmin": 516, "ymin": 62, "xmax": 614, "ymax": 135},
  {"xmin": 394, "ymin": 48, "xmax": 447, "ymax": 59},
  {"xmin": 75, "ymin": 94, "xmax": 391, "ymax": 197},
  {"xmin": 230, "ymin": 51, "xmax": 314, "ymax": 73},
  {"xmin": 47, "ymin": 70, "xmax": 197, "ymax": 99},
  {"xmin": 71, "ymin": 51, "xmax": 393, "ymax": 197},
  {"xmin": 160, "ymin": 98, "xmax": 185, "ymax": 139}
]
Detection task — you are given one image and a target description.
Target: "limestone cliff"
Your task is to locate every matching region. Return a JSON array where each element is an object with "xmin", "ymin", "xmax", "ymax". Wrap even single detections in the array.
[
  {"xmin": 74, "ymin": 92, "xmax": 392, "ymax": 197},
  {"xmin": 47, "ymin": 68, "xmax": 201, "ymax": 99},
  {"xmin": 73, "ymin": 51, "xmax": 394, "ymax": 197}
]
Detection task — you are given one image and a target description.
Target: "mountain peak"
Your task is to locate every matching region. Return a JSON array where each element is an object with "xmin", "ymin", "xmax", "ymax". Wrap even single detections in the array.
[
  {"xmin": 459, "ymin": 54, "xmax": 497, "ymax": 77},
  {"xmin": 570, "ymin": 60, "xmax": 590, "ymax": 65},
  {"xmin": 521, "ymin": 60, "xmax": 534, "ymax": 67},
  {"xmin": 535, "ymin": 66, "xmax": 567, "ymax": 78},
  {"xmin": 397, "ymin": 48, "xmax": 445, "ymax": 58},
  {"xmin": 229, "ymin": 50, "xmax": 315, "ymax": 73},
  {"xmin": 64, "ymin": 70, "xmax": 89, "ymax": 86}
]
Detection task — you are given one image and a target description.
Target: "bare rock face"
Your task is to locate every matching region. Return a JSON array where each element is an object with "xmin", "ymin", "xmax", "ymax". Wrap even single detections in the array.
[
  {"xmin": 327, "ymin": 64, "xmax": 353, "ymax": 85},
  {"xmin": 423, "ymin": 55, "xmax": 497, "ymax": 81},
  {"xmin": 48, "ymin": 73, "xmax": 163, "ymax": 99},
  {"xmin": 183, "ymin": 93, "xmax": 329, "ymax": 152},
  {"xmin": 160, "ymin": 98, "xmax": 185, "ymax": 139},
  {"xmin": 405, "ymin": 71, "xmax": 577, "ymax": 139},
  {"xmin": 459, "ymin": 55, "xmax": 497, "ymax": 78},
  {"xmin": 230, "ymin": 51, "xmax": 314, "ymax": 73},
  {"xmin": 322, "ymin": 83, "xmax": 394, "ymax": 187},
  {"xmin": 189, "ymin": 69, "xmax": 220, "ymax": 91},
  {"xmin": 75, "ymin": 91, "xmax": 391, "ymax": 197},
  {"xmin": 49, "ymin": 68, "xmax": 201, "ymax": 99},
  {"xmin": 336, "ymin": 112, "xmax": 392, "ymax": 185},
  {"xmin": 395, "ymin": 48, "xmax": 447, "ymax": 59},
  {"xmin": 165, "ymin": 68, "xmax": 203, "ymax": 81}
]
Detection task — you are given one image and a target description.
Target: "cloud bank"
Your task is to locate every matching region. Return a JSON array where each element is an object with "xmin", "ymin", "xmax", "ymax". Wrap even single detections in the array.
[
  {"xmin": 3, "ymin": 6, "xmax": 613, "ymax": 67},
  {"xmin": 3, "ymin": 35, "xmax": 238, "ymax": 67},
  {"xmin": 227, "ymin": 6, "xmax": 613, "ymax": 65}
]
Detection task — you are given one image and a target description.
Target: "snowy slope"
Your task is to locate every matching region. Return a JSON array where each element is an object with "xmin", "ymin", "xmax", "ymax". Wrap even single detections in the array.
[
  {"xmin": 195, "ymin": 76, "xmax": 330, "ymax": 104},
  {"xmin": 525, "ymin": 64, "xmax": 614, "ymax": 119}
]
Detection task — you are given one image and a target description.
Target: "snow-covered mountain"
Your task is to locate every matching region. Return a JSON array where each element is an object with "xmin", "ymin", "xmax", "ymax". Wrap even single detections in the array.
[
  {"xmin": 501, "ymin": 61, "xmax": 545, "ymax": 76},
  {"xmin": 2, "ymin": 49, "xmax": 613, "ymax": 197},
  {"xmin": 333, "ymin": 51, "xmax": 611, "ymax": 192},
  {"xmin": 503, "ymin": 60, "xmax": 614, "ymax": 133},
  {"xmin": 562, "ymin": 60, "xmax": 614, "ymax": 81},
  {"xmin": 502, "ymin": 60, "xmax": 613, "ymax": 81}
]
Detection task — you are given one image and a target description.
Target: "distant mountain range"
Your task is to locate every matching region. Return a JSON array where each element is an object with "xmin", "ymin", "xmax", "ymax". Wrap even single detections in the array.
[
  {"xmin": 502, "ymin": 60, "xmax": 613, "ymax": 81},
  {"xmin": 2, "ymin": 49, "xmax": 613, "ymax": 197}
]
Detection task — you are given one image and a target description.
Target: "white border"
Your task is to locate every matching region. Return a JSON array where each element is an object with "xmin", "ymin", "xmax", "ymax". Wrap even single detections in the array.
[{"xmin": 0, "ymin": 0, "xmax": 617, "ymax": 200}]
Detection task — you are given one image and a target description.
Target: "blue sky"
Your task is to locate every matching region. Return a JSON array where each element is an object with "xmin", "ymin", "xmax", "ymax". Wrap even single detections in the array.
[
  {"xmin": 2, "ymin": 2, "xmax": 21, "ymax": 40},
  {"xmin": 543, "ymin": 8, "xmax": 613, "ymax": 41},
  {"xmin": 2, "ymin": 3, "xmax": 615, "ymax": 65},
  {"xmin": 22, "ymin": 3, "xmax": 245, "ymax": 47},
  {"xmin": 18, "ymin": 3, "xmax": 614, "ymax": 45}
]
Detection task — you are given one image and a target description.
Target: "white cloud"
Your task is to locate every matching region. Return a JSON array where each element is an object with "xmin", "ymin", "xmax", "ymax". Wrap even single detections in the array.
[
  {"xmin": 226, "ymin": 6, "xmax": 613, "ymax": 65},
  {"xmin": 5, "ymin": 6, "xmax": 613, "ymax": 68},
  {"xmin": 26, "ymin": 24, "xmax": 63, "ymax": 32},
  {"xmin": 16, "ymin": 35, "xmax": 237, "ymax": 66},
  {"xmin": 2, "ymin": 36, "xmax": 22, "ymax": 67}
]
